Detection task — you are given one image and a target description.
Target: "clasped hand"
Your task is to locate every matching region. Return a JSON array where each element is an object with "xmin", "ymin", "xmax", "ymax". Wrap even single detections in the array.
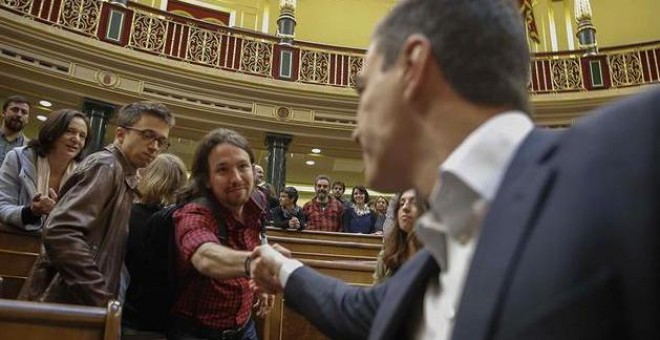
[
  {"xmin": 249, "ymin": 244, "xmax": 292, "ymax": 295},
  {"xmin": 30, "ymin": 188, "xmax": 58, "ymax": 215}
]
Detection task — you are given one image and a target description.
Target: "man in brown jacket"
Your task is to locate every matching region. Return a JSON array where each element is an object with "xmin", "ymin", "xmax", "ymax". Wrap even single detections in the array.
[{"xmin": 19, "ymin": 101, "xmax": 174, "ymax": 306}]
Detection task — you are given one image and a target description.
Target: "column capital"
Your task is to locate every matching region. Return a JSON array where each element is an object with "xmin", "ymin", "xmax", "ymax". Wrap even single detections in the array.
[{"xmin": 265, "ymin": 133, "xmax": 293, "ymax": 148}]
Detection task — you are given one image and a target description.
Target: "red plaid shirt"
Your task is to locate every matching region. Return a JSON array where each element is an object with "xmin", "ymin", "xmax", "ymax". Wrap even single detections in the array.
[
  {"xmin": 302, "ymin": 197, "xmax": 344, "ymax": 232},
  {"xmin": 171, "ymin": 198, "xmax": 262, "ymax": 329}
]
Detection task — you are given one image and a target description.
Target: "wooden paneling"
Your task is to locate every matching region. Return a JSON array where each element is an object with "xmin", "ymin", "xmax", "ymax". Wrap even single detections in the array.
[{"xmin": 266, "ymin": 227, "xmax": 383, "ymax": 245}]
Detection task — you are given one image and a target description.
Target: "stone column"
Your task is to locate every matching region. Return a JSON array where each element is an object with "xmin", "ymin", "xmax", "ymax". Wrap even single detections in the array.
[
  {"xmin": 265, "ymin": 133, "xmax": 292, "ymax": 193},
  {"xmin": 82, "ymin": 98, "xmax": 116, "ymax": 155}
]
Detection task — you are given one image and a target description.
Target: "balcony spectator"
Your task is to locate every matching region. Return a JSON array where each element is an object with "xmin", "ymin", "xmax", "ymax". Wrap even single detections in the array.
[
  {"xmin": 0, "ymin": 108, "xmax": 90, "ymax": 232},
  {"xmin": 342, "ymin": 185, "xmax": 376, "ymax": 234},
  {"xmin": 331, "ymin": 180, "xmax": 349, "ymax": 208},
  {"xmin": 0, "ymin": 95, "xmax": 31, "ymax": 165},
  {"xmin": 303, "ymin": 175, "xmax": 344, "ymax": 232},
  {"xmin": 372, "ymin": 195, "xmax": 389, "ymax": 234},
  {"xmin": 272, "ymin": 186, "xmax": 305, "ymax": 231}
]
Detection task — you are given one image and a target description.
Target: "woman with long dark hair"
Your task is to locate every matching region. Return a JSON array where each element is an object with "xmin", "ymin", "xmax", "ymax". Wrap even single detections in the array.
[
  {"xmin": 0, "ymin": 108, "xmax": 90, "ymax": 231},
  {"xmin": 373, "ymin": 189, "xmax": 426, "ymax": 284}
]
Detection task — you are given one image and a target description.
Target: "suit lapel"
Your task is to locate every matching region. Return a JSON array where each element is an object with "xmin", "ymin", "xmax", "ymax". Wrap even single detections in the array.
[
  {"xmin": 369, "ymin": 251, "xmax": 439, "ymax": 340},
  {"xmin": 452, "ymin": 129, "xmax": 559, "ymax": 340}
]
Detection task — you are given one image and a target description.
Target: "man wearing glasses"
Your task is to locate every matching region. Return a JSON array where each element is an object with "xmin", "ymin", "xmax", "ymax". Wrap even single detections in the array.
[{"xmin": 20, "ymin": 101, "xmax": 174, "ymax": 307}]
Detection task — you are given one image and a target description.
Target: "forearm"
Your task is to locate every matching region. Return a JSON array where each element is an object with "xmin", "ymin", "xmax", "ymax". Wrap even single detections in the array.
[
  {"xmin": 43, "ymin": 223, "xmax": 112, "ymax": 306},
  {"xmin": 192, "ymin": 242, "xmax": 251, "ymax": 279}
]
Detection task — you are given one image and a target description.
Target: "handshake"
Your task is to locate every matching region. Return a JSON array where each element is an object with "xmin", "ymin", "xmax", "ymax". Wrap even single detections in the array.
[{"xmin": 248, "ymin": 244, "xmax": 295, "ymax": 295}]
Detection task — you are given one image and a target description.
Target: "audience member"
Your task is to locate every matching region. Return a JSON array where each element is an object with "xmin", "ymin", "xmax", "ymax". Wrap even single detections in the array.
[
  {"xmin": 372, "ymin": 195, "xmax": 389, "ymax": 233},
  {"xmin": 249, "ymin": 0, "xmax": 660, "ymax": 339},
  {"xmin": 302, "ymin": 175, "xmax": 344, "ymax": 232},
  {"xmin": 331, "ymin": 180, "xmax": 348, "ymax": 207},
  {"xmin": 19, "ymin": 101, "xmax": 174, "ymax": 306},
  {"xmin": 0, "ymin": 109, "xmax": 90, "ymax": 232},
  {"xmin": 254, "ymin": 164, "xmax": 265, "ymax": 186},
  {"xmin": 122, "ymin": 153, "xmax": 187, "ymax": 334},
  {"xmin": 168, "ymin": 128, "xmax": 272, "ymax": 340},
  {"xmin": 342, "ymin": 185, "xmax": 376, "ymax": 234},
  {"xmin": 0, "ymin": 95, "xmax": 30, "ymax": 164},
  {"xmin": 373, "ymin": 189, "xmax": 424, "ymax": 284},
  {"xmin": 272, "ymin": 186, "xmax": 305, "ymax": 231}
]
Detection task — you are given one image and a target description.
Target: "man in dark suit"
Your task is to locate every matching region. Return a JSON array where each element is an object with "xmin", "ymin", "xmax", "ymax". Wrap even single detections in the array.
[{"xmin": 248, "ymin": 0, "xmax": 660, "ymax": 339}]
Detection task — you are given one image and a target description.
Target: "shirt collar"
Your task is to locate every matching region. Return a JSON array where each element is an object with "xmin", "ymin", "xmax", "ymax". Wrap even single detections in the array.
[
  {"xmin": 440, "ymin": 111, "xmax": 533, "ymax": 202},
  {"xmin": 416, "ymin": 112, "xmax": 533, "ymax": 250}
]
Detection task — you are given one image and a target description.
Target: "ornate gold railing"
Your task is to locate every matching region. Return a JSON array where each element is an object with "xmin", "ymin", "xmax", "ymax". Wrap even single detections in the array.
[{"xmin": 1, "ymin": 0, "xmax": 658, "ymax": 93}]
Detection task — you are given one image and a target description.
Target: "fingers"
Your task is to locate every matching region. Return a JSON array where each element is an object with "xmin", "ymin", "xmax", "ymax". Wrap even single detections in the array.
[
  {"xmin": 272, "ymin": 243, "xmax": 292, "ymax": 258},
  {"xmin": 249, "ymin": 249, "xmax": 283, "ymax": 294},
  {"xmin": 48, "ymin": 188, "xmax": 58, "ymax": 201}
]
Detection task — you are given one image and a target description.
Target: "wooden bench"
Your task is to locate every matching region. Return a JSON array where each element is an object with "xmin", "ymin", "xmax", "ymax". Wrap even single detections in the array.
[
  {"xmin": 0, "ymin": 223, "xmax": 40, "ymax": 299},
  {"xmin": 0, "ymin": 298, "xmax": 121, "ymax": 340},
  {"xmin": 266, "ymin": 227, "xmax": 383, "ymax": 245},
  {"xmin": 267, "ymin": 235, "xmax": 382, "ymax": 260}
]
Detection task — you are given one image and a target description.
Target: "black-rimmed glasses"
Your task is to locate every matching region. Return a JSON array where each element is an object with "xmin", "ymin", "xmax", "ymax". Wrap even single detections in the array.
[{"xmin": 121, "ymin": 126, "xmax": 171, "ymax": 151}]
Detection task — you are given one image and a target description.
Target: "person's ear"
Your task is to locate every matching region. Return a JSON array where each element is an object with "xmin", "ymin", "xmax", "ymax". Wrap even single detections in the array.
[
  {"xmin": 401, "ymin": 34, "xmax": 433, "ymax": 103},
  {"xmin": 115, "ymin": 126, "xmax": 126, "ymax": 144}
]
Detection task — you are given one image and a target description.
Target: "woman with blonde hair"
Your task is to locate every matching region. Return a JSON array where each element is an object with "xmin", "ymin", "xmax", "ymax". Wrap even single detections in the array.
[
  {"xmin": 123, "ymin": 153, "xmax": 188, "ymax": 334},
  {"xmin": 373, "ymin": 189, "xmax": 426, "ymax": 284}
]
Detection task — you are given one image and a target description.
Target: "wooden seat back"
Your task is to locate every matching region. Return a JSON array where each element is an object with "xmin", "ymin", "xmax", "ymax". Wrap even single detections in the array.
[
  {"xmin": 0, "ymin": 223, "xmax": 40, "ymax": 299},
  {"xmin": 0, "ymin": 298, "xmax": 121, "ymax": 340}
]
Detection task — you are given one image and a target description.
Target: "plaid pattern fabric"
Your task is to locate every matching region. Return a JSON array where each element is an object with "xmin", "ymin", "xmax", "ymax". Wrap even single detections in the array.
[
  {"xmin": 302, "ymin": 197, "xmax": 344, "ymax": 232},
  {"xmin": 171, "ymin": 199, "xmax": 262, "ymax": 329}
]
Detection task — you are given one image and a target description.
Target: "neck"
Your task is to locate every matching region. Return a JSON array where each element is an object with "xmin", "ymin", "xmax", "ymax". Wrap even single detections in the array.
[
  {"xmin": 0, "ymin": 126, "xmax": 20, "ymax": 141},
  {"xmin": 229, "ymin": 206, "xmax": 245, "ymax": 223},
  {"xmin": 47, "ymin": 153, "xmax": 71, "ymax": 175},
  {"xmin": 355, "ymin": 202, "xmax": 365, "ymax": 208},
  {"xmin": 414, "ymin": 96, "xmax": 507, "ymax": 198},
  {"xmin": 317, "ymin": 196, "xmax": 329, "ymax": 204}
]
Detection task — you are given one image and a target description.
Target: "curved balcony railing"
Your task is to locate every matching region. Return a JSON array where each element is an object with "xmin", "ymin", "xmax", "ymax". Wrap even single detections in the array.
[{"xmin": 1, "ymin": 0, "xmax": 658, "ymax": 93}]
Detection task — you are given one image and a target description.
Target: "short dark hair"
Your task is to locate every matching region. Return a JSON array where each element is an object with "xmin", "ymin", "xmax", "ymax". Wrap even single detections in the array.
[
  {"xmin": 2, "ymin": 95, "xmax": 31, "ymax": 112},
  {"xmin": 281, "ymin": 186, "xmax": 299, "ymax": 205},
  {"xmin": 116, "ymin": 101, "xmax": 175, "ymax": 128},
  {"xmin": 314, "ymin": 174, "xmax": 331, "ymax": 186},
  {"xmin": 179, "ymin": 128, "xmax": 255, "ymax": 202},
  {"xmin": 331, "ymin": 181, "xmax": 346, "ymax": 191},
  {"xmin": 350, "ymin": 185, "xmax": 371, "ymax": 204},
  {"xmin": 28, "ymin": 108, "xmax": 91, "ymax": 162},
  {"xmin": 373, "ymin": 0, "xmax": 530, "ymax": 112}
]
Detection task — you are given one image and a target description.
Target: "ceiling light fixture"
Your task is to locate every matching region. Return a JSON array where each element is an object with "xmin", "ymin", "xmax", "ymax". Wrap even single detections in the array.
[
  {"xmin": 305, "ymin": 160, "xmax": 315, "ymax": 166},
  {"xmin": 39, "ymin": 100, "xmax": 52, "ymax": 107},
  {"xmin": 36, "ymin": 115, "xmax": 47, "ymax": 122},
  {"xmin": 311, "ymin": 148, "xmax": 321, "ymax": 154}
]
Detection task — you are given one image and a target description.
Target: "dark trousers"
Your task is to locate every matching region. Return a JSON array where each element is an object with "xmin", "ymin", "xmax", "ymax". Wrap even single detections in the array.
[{"xmin": 168, "ymin": 317, "xmax": 257, "ymax": 340}]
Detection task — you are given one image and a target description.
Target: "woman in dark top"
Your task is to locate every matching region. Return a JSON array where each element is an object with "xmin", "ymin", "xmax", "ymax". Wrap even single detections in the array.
[
  {"xmin": 123, "ymin": 153, "xmax": 187, "ymax": 334},
  {"xmin": 272, "ymin": 186, "xmax": 306, "ymax": 230},
  {"xmin": 373, "ymin": 189, "xmax": 426, "ymax": 284},
  {"xmin": 343, "ymin": 185, "xmax": 376, "ymax": 234}
]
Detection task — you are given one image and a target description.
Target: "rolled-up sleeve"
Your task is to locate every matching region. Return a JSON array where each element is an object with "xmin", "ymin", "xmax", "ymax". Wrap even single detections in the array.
[{"xmin": 173, "ymin": 204, "xmax": 220, "ymax": 262}]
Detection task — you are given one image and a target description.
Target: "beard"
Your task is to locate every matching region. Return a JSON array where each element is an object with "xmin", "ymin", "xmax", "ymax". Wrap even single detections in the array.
[{"xmin": 4, "ymin": 117, "xmax": 25, "ymax": 133}]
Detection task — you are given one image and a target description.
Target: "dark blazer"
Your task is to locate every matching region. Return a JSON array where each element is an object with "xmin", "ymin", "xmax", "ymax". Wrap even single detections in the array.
[{"xmin": 284, "ymin": 88, "xmax": 660, "ymax": 340}]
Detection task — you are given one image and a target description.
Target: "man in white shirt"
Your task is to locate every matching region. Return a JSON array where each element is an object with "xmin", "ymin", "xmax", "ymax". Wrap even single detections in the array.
[{"xmin": 249, "ymin": 0, "xmax": 660, "ymax": 339}]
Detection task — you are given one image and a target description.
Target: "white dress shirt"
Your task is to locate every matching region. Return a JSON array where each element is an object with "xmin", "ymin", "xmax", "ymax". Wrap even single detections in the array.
[
  {"xmin": 276, "ymin": 112, "xmax": 534, "ymax": 339},
  {"xmin": 413, "ymin": 112, "xmax": 533, "ymax": 339}
]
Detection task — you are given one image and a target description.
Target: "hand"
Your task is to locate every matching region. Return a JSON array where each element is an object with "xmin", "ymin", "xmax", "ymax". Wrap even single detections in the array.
[
  {"xmin": 253, "ymin": 293, "xmax": 275, "ymax": 318},
  {"xmin": 288, "ymin": 217, "xmax": 299, "ymax": 229},
  {"xmin": 250, "ymin": 244, "xmax": 290, "ymax": 294},
  {"xmin": 30, "ymin": 189, "xmax": 58, "ymax": 215}
]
